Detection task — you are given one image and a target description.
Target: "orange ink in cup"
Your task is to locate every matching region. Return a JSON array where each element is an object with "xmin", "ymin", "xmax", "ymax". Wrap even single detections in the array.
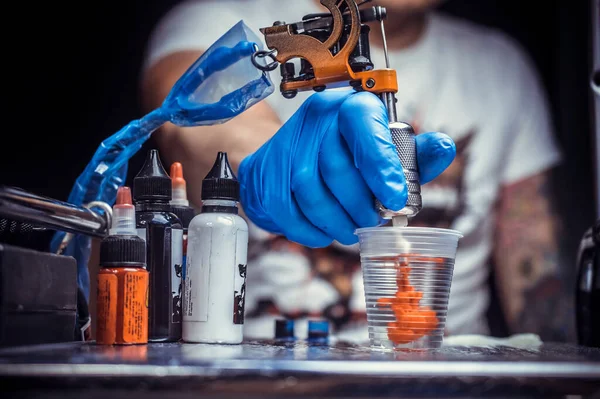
[{"xmin": 376, "ymin": 256, "xmax": 445, "ymax": 345}]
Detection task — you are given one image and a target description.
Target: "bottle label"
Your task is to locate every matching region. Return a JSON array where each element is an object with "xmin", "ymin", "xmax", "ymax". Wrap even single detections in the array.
[
  {"xmin": 122, "ymin": 271, "xmax": 150, "ymax": 344},
  {"xmin": 184, "ymin": 229, "xmax": 212, "ymax": 322},
  {"xmin": 96, "ymin": 273, "xmax": 118, "ymax": 344},
  {"xmin": 233, "ymin": 230, "xmax": 248, "ymax": 325},
  {"xmin": 182, "ymin": 235, "xmax": 188, "ymax": 283},
  {"xmin": 183, "ymin": 225, "xmax": 248, "ymax": 325},
  {"xmin": 183, "ymin": 251, "xmax": 192, "ymax": 319},
  {"xmin": 172, "ymin": 229, "xmax": 184, "ymax": 324}
]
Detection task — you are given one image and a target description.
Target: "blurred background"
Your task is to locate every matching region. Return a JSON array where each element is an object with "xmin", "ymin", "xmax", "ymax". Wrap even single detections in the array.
[{"xmin": 2, "ymin": 1, "xmax": 596, "ymax": 296}]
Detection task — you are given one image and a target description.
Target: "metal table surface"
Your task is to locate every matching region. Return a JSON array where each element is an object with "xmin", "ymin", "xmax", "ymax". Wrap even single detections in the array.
[{"xmin": 0, "ymin": 340, "xmax": 599, "ymax": 399}]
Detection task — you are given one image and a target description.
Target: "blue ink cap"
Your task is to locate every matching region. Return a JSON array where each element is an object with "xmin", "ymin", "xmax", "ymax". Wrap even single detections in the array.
[
  {"xmin": 275, "ymin": 319, "xmax": 295, "ymax": 340},
  {"xmin": 307, "ymin": 320, "xmax": 329, "ymax": 341}
]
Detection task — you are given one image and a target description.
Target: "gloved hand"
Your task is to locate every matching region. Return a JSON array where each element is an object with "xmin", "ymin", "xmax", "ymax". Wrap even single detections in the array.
[{"xmin": 239, "ymin": 90, "xmax": 456, "ymax": 248}]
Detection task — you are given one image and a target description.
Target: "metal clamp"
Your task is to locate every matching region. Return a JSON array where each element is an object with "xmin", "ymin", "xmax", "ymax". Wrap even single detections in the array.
[
  {"xmin": 0, "ymin": 186, "xmax": 112, "ymax": 242},
  {"xmin": 56, "ymin": 201, "xmax": 112, "ymax": 255}
]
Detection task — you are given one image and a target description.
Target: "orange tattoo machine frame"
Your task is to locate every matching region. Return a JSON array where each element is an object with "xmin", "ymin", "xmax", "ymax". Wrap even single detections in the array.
[{"xmin": 253, "ymin": 0, "xmax": 398, "ymax": 98}]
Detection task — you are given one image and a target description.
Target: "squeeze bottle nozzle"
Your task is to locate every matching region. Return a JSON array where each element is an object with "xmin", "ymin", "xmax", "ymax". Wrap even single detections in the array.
[
  {"xmin": 133, "ymin": 149, "xmax": 172, "ymax": 202},
  {"xmin": 201, "ymin": 152, "xmax": 240, "ymax": 201},
  {"xmin": 170, "ymin": 162, "xmax": 189, "ymax": 207},
  {"xmin": 110, "ymin": 187, "xmax": 137, "ymax": 235}
]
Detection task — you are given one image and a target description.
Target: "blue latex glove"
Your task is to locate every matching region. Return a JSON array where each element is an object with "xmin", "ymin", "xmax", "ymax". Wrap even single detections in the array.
[{"xmin": 239, "ymin": 90, "xmax": 456, "ymax": 247}]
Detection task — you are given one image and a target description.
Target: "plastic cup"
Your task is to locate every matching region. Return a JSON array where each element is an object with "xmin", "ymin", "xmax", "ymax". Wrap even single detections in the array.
[{"xmin": 356, "ymin": 227, "xmax": 463, "ymax": 351}]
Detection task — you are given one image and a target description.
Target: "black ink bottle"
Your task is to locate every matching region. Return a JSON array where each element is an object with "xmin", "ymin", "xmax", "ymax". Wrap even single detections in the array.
[{"xmin": 133, "ymin": 149, "xmax": 183, "ymax": 342}]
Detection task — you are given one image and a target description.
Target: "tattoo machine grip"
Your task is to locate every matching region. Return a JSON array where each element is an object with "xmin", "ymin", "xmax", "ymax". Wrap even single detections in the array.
[{"xmin": 377, "ymin": 121, "xmax": 423, "ymax": 219}]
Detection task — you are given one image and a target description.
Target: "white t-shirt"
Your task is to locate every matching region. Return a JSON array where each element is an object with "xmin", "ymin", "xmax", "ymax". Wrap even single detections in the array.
[{"xmin": 143, "ymin": 0, "xmax": 562, "ymax": 339}]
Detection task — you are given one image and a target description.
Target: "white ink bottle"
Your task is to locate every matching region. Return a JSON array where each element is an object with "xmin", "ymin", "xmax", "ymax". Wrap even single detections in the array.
[{"xmin": 182, "ymin": 152, "xmax": 248, "ymax": 344}]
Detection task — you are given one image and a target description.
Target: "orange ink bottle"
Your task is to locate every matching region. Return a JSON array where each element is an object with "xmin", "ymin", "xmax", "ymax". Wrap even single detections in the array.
[{"xmin": 96, "ymin": 186, "xmax": 149, "ymax": 345}]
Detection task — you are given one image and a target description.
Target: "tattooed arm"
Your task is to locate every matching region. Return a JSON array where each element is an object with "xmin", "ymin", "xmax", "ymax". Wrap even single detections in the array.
[{"xmin": 494, "ymin": 170, "xmax": 573, "ymax": 341}]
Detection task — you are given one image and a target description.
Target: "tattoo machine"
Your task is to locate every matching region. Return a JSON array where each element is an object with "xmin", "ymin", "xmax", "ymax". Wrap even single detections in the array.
[{"xmin": 253, "ymin": 0, "xmax": 421, "ymax": 227}]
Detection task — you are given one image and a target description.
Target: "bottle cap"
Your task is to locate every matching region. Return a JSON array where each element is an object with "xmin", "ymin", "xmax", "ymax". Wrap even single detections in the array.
[
  {"xmin": 101, "ymin": 185, "xmax": 146, "ymax": 267},
  {"xmin": 133, "ymin": 149, "xmax": 172, "ymax": 202},
  {"xmin": 274, "ymin": 319, "xmax": 295, "ymax": 340},
  {"xmin": 99, "ymin": 235, "xmax": 146, "ymax": 267},
  {"xmin": 307, "ymin": 320, "xmax": 329, "ymax": 341},
  {"xmin": 170, "ymin": 162, "xmax": 190, "ymax": 207},
  {"xmin": 201, "ymin": 152, "xmax": 240, "ymax": 201},
  {"xmin": 110, "ymin": 187, "xmax": 137, "ymax": 235}
]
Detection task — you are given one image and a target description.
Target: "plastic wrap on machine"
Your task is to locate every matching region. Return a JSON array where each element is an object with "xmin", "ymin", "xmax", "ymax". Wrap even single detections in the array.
[{"xmin": 50, "ymin": 21, "xmax": 274, "ymax": 300}]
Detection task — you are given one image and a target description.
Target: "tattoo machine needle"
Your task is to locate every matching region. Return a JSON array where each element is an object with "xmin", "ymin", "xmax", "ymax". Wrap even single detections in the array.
[
  {"xmin": 256, "ymin": 0, "xmax": 422, "ymax": 228},
  {"xmin": 378, "ymin": 17, "xmax": 422, "ymax": 228}
]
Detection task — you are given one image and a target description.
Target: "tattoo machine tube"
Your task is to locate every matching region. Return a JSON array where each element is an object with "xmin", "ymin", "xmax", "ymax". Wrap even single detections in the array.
[
  {"xmin": 356, "ymin": 226, "xmax": 463, "ymax": 351},
  {"xmin": 376, "ymin": 119, "xmax": 423, "ymax": 226},
  {"xmin": 376, "ymin": 21, "xmax": 422, "ymax": 226}
]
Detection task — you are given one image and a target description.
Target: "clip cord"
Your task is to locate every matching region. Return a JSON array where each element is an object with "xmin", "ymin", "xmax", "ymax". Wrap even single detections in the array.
[{"xmin": 252, "ymin": 49, "xmax": 279, "ymax": 72}]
